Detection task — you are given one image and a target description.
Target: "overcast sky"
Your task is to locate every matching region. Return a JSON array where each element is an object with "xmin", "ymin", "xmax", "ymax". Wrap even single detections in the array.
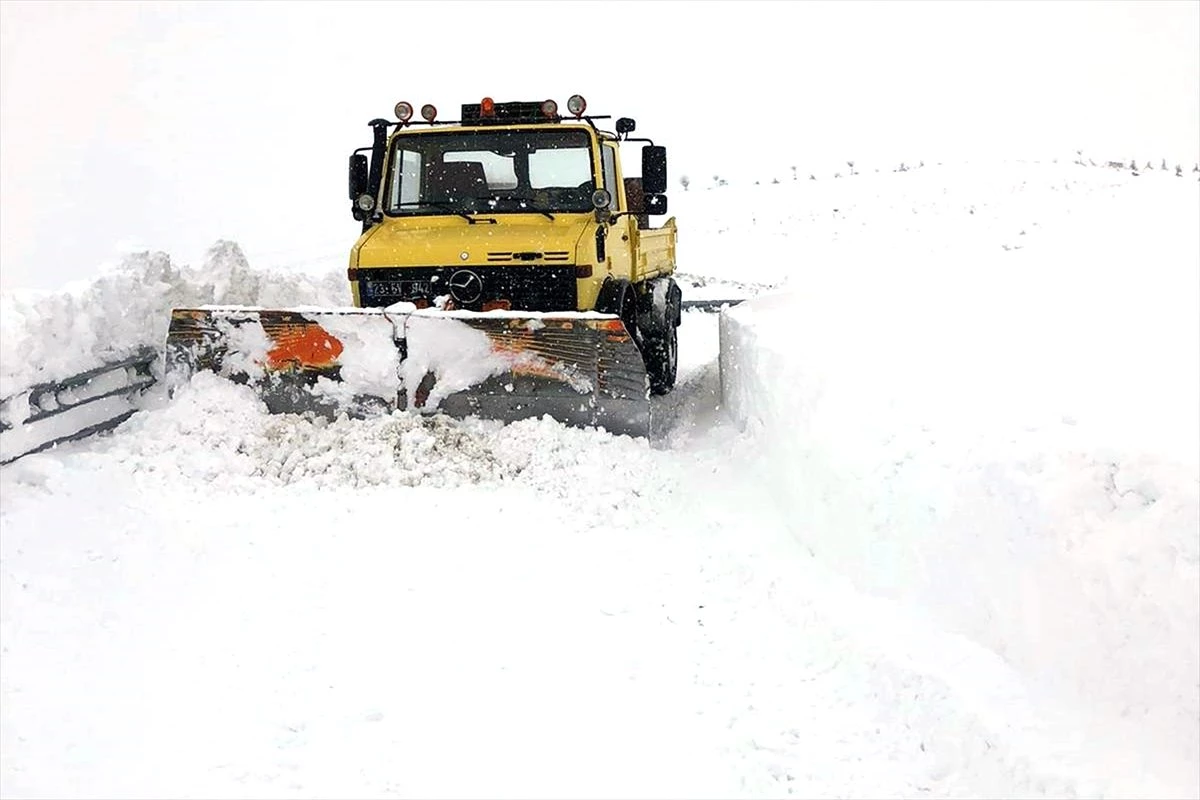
[{"xmin": 2, "ymin": 0, "xmax": 1197, "ymax": 293}]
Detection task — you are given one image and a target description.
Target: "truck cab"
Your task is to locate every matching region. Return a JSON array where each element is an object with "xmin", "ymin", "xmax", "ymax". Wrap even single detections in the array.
[{"xmin": 346, "ymin": 95, "xmax": 682, "ymax": 393}]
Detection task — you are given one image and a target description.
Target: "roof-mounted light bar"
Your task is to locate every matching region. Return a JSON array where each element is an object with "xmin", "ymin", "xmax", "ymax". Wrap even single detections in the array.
[{"xmin": 389, "ymin": 94, "xmax": 603, "ymax": 127}]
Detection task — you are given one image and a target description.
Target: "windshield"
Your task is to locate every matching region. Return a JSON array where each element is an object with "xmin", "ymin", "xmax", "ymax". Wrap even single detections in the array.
[{"xmin": 383, "ymin": 128, "xmax": 596, "ymax": 217}]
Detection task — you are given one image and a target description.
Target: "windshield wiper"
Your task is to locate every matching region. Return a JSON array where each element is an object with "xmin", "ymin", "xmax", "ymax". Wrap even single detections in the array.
[
  {"xmin": 517, "ymin": 200, "xmax": 555, "ymax": 221},
  {"xmin": 466, "ymin": 196, "xmax": 555, "ymax": 221},
  {"xmin": 390, "ymin": 201, "xmax": 497, "ymax": 225}
]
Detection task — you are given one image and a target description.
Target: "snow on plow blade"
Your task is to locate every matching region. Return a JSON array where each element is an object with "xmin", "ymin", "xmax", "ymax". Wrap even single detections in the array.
[{"xmin": 164, "ymin": 307, "xmax": 651, "ymax": 437}]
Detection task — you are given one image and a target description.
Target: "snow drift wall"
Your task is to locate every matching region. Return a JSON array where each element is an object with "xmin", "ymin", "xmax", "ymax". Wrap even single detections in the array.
[
  {"xmin": 718, "ymin": 174, "xmax": 1200, "ymax": 792},
  {"xmin": 0, "ymin": 241, "xmax": 349, "ymax": 400}
]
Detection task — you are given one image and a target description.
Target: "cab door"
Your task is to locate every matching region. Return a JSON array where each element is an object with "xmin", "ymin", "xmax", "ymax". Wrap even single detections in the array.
[{"xmin": 600, "ymin": 141, "xmax": 637, "ymax": 283}]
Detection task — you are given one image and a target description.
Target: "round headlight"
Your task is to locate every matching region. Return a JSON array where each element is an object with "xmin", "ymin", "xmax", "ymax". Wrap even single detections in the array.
[
  {"xmin": 356, "ymin": 193, "xmax": 376, "ymax": 212},
  {"xmin": 567, "ymin": 94, "xmax": 586, "ymax": 117},
  {"xmin": 541, "ymin": 99, "xmax": 558, "ymax": 118},
  {"xmin": 394, "ymin": 101, "xmax": 413, "ymax": 122},
  {"xmin": 591, "ymin": 188, "xmax": 611, "ymax": 209},
  {"xmin": 421, "ymin": 104, "xmax": 437, "ymax": 122}
]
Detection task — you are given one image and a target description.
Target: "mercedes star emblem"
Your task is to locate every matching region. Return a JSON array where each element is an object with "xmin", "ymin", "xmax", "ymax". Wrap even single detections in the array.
[{"xmin": 448, "ymin": 269, "xmax": 483, "ymax": 304}]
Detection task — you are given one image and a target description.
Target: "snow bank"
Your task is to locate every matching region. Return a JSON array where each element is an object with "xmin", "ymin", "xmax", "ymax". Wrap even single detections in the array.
[
  {"xmin": 0, "ymin": 241, "xmax": 349, "ymax": 399},
  {"xmin": 719, "ymin": 163, "xmax": 1200, "ymax": 794}
]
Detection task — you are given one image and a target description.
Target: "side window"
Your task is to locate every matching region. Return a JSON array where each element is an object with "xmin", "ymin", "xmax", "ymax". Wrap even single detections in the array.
[
  {"xmin": 601, "ymin": 144, "xmax": 618, "ymax": 211},
  {"xmin": 389, "ymin": 149, "xmax": 422, "ymax": 207}
]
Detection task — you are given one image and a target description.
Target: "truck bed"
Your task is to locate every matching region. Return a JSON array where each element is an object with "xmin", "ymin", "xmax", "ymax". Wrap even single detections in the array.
[{"xmin": 634, "ymin": 217, "xmax": 677, "ymax": 282}]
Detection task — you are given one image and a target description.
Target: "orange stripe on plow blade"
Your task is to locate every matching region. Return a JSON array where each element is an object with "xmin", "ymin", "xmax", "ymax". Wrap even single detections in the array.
[
  {"xmin": 482, "ymin": 332, "xmax": 590, "ymax": 386},
  {"xmin": 265, "ymin": 323, "xmax": 345, "ymax": 370}
]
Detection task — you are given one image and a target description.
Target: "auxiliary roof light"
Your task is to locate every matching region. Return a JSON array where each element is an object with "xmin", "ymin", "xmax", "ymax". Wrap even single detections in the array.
[
  {"xmin": 420, "ymin": 103, "xmax": 438, "ymax": 122},
  {"xmin": 394, "ymin": 101, "xmax": 414, "ymax": 122},
  {"xmin": 566, "ymin": 94, "xmax": 586, "ymax": 118},
  {"xmin": 540, "ymin": 99, "xmax": 558, "ymax": 118},
  {"xmin": 480, "ymin": 97, "xmax": 496, "ymax": 117}
]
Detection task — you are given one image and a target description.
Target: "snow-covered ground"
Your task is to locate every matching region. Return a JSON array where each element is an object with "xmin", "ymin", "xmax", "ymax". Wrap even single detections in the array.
[
  {"xmin": 717, "ymin": 161, "xmax": 1200, "ymax": 795},
  {"xmin": 1, "ymin": 160, "xmax": 1197, "ymax": 798}
]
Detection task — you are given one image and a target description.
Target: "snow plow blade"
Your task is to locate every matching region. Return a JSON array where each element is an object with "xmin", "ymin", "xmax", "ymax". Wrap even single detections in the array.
[{"xmin": 164, "ymin": 307, "xmax": 651, "ymax": 438}]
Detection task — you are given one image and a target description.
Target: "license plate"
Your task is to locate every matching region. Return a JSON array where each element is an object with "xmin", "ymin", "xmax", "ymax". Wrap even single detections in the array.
[{"xmin": 367, "ymin": 280, "xmax": 432, "ymax": 297}]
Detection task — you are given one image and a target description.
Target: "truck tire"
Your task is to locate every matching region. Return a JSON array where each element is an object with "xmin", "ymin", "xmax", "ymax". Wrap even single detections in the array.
[
  {"xmin": 640, "ymin": 278, "xmax": 680, "ymax": 395},
  {"xmin": 596, "ymin": 278, "xmax": 640, "ymax": 345},
  {"xmin": 643, "ymin": 318, "xmax": 678, "ymax": 395},
  {"xmin": 600, "ymin": 277, "xmax": 678, "ymax": 395}
]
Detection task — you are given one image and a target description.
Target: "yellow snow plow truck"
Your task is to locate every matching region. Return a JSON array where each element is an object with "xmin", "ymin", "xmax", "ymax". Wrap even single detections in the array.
[{"xmin": 165, "ymin": 95, "xmax": 680, "ymax": 437}]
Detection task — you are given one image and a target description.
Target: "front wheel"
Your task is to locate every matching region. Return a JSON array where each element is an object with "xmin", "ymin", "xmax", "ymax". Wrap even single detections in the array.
[{"xmin": 643, "ymin": 317, "xmax": 678, "ymax": 395}]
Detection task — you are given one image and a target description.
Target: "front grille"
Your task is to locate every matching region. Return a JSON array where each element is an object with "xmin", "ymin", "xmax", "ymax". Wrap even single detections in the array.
[
  {"xmin": 357, "ymin": 265, "xmax": 577, "ymax": 312},
  {"xmin": 486, "ymin": 250, "xmax": 571, "ymax": 263}
]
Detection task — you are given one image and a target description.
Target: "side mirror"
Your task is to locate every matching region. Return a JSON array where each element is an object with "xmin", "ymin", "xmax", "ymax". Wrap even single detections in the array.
[
  {"xmin": 642, "ymin": 146, "xmax": 667, "ymax": 194},
  {"xmin": 645, "ymin": 193, "xmax": 668, "ymax": 216},
  {"xmin": 616, "ymin": 117, "xmax": 636, "ymax": 135},
  {"xmin": 349, "ymin": 153, "xmax": 369, "ymax": 200}
]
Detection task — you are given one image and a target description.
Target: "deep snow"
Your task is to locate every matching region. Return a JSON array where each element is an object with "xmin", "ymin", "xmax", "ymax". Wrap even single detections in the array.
[
  {"xmin": 0, "ymin": 241, "xmax": 352, "ymax": 400},
  {"xmin": 1, "ymin": 159, "xmax": 1197, "ymax": 799},
  {"xmin": 718, "ymin": 161, "xmax": 1200, "ymax": 794}
]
